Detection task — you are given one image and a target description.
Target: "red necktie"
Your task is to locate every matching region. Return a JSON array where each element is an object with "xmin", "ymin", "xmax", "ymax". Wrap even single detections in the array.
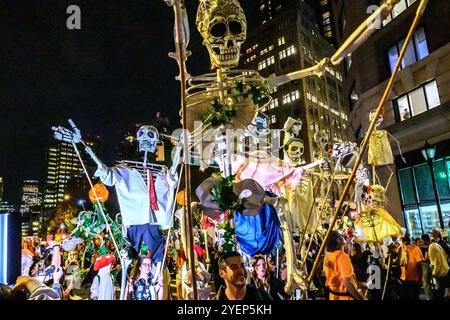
[{"xmin": 148, "ymin": 168, "xmax": 159, "ymax": 213}]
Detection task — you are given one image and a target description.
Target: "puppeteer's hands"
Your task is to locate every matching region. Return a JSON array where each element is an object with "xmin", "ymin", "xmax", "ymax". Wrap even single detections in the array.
[
  {"xmin": 53, "ymin": 267, "xmax": 64, "ymax": 284},
  {"xmin": 127, "ymin": 280, "xmax": 133, "ymax": 293}
]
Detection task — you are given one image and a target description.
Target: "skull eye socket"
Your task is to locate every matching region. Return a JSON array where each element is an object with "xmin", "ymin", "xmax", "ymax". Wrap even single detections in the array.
[
  {"xmin": 148, "ymin": 131, "xmax": 154, "ymax": 138},
  {"xmin": 228, "ymin": 20, "xmax": 243, "ymax": 35},
  {"xmin": 210, "ymin": 22, "xmax": 227, "ymax": 38},
  {"xmin": 138, "ymin": 130, "xmax": 144, "ymax": 137}
]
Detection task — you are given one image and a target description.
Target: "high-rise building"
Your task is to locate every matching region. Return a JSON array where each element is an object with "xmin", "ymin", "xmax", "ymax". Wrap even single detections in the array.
[
  {"xmin": 42, "ymin": 135, "xmax": 99, "ymax": 234},
  {"xmin": 0, "ymin": 177, "xmax": 3, "ymax": 202},
  {"xmin": 310, "ymin": 0, "xmax": 338, "ymax": 47},
  {"xmin": 259, "ymin": 0, "xmax": 338, "ymax": 47},
  {"xmin": 43, "ymin": 141, "xmax": 84, "ymax": 210},
  {"xmin": 243, "ymin": 0, "xmax": 348, "ymax": 163},
  {"xmin": 20, "ymin": 180, "xmax": 40, "ymax": 215},
  {"xmin": 333, "ymin": 0, "xmax": 450, "ymax": 237},
  {"xmin": 20, "ymin": 180, "xmax": 42, "ymax": 236},
  {"xmin": 0, "ymin": 201, "xmax": 16, "ymax": 214}
]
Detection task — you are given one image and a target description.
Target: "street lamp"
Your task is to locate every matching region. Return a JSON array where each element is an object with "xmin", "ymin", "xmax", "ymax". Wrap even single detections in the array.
[
  {"xmin": 78, "ymin": 200, "xmax": 86, "ymax": 211},
  {"xmin": 421, "ymin": 141, "xmax": 444, "ymax": 229}
]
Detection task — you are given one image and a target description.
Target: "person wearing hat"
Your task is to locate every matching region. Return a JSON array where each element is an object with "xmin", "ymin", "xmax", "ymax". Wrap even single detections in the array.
[
  {"xmin": 90, "ymin": 254, "xmax": 116, "ymax": 300},
  {"xmin": 12, "ymin": 266, "xmax": 64, "ymax": 300}
]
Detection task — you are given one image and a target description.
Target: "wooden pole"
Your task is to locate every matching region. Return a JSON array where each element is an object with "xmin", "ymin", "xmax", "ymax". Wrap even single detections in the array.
[
  {"xmin": 306, "ymin": 0, "xmax": 429, "ymax": 288},
  {"xmin": 171, "ymin": 0, "xmax": 197, "ymax": 300}
]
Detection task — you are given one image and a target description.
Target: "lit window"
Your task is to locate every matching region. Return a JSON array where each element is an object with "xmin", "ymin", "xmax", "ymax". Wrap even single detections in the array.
[
  {"xmin": 278, "ymin": 37, "xmax": 286, "ymax": 46},
  {"xmin": 279, "ymin": 49, "xmax": 287, "ymax": 59},
  {"xmin": 286, "ymin": 45, "xmax": 296, "ymax": 56},
  {"xmin": 271, "ymin": 115, "xmax": 277, "ymax": 124},
  {"xmin": 394, "ymin": 80, "xmax": 440, "ymax": 122},
  {"xmin": 387, "ymin": 28, "xmax": 429, "ymax": 74},
  {"xmin": 290, "ymin": 90, "xmax": 300, "ymax": 101},
  {"xmin": 269, "ymin": 99, "xmax": 279, "ymax": 109},
  {"xmin": 414, "ymin": 28, "xmax": 429, "ymax": 59},
  {"xmin": 306, "ymin": 92, "xmax": 312, "ymax": 100},
  {"xmin": 383, "ymin": 0, "xmax": 418, "ymax": 26},
  {"xmin": 282, "ymin": 94, "xmax": 292, "ymax": 104}
]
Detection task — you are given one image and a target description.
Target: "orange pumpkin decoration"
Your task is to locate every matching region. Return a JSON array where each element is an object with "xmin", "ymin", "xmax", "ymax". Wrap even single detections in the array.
[
  {"xmin": 176, "ymin": 190, "xmax": 188, "ymax": 206},
  {"xmin": 89, "ymin": 183, "xmax": 109, "ymax": 203}
]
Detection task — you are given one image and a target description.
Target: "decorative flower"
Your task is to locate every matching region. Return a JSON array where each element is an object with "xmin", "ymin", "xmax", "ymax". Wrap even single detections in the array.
[
  {"xmin": 176, "ymin": 190, "xmax": 187, "ymax": 206},
  {"xmin": 89, "ymin": 183, "xmax": 109, "ymax": 203}
]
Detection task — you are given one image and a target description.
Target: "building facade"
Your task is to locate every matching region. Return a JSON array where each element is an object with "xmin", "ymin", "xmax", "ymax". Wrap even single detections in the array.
[
  {"xmin": 43, "ymin": 141, "xmax": 84, "ymax": 210},
  {"xmin": 259, "ymin": 0, "xmax": 339, "ymax": 47},
  {"xmin": 0, "ymin": 177, "xmax": 3, "ymax": 202},
  {"xmin": 242, "ymin": 1, "xmax": 348, "ymax": 164},
  {"xmin": 333, "ymin": 0, "xmax": 450, "ymax": 237},
  {"xmin": 20, "ymin": 180, "xmax": 42, "ymax": 236}
]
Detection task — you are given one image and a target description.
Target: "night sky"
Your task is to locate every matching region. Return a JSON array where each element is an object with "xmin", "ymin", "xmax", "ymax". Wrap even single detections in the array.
[{"xmin": 0, "ymin": 0, "xmax": 258, "ymax": 204}]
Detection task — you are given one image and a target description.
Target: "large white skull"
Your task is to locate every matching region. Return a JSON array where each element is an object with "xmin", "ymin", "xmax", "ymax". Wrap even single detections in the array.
[
  {"xmin": 314, "ymin": 130, "xmax": 329, "ymax": 149},
  {"xmin": 196, "ymin": 0, "xmax": 247, "ymax": 69},
  {"xmin": 285, "ymin": 138, "xmax": 304, "ymax": 164},
  {"xmin": 137, "ymin": 125, "xmax": 159, "ymax": 153}
]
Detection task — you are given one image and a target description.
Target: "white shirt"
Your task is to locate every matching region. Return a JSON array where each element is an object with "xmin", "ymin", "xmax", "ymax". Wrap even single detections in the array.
[{"xmin": 95, "ymin": 164, "xmax": 177, "ymax": 229}]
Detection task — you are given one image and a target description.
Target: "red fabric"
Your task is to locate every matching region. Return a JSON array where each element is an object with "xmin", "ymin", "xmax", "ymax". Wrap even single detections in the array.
[
  {"xmin": 194, "ymin": 245, "xmax": 205, "ymax": 260},
  {"xmin": 94, "ymin": 254, "xmax": 116, "ymax": 271},
  {"xmin": 148, "ymin": 168, "xmax": 159, "ymax": 212}
]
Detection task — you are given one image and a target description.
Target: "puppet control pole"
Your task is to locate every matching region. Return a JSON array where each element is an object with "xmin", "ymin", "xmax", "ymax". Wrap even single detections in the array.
[
  {"xmin": 167, "ymin": 0, "xmax": 198, "ymax": 300},
  {"xmin": 70, "ymin": 141, "xmax": 122, "ymax": 266},
  {"xmin": 306, "ymin": 0, "xmax": 429, "ymax": 293}
]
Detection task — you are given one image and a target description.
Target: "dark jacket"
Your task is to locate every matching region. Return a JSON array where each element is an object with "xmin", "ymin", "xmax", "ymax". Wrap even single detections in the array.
[{"xmin": 214, "ymin": 283, "xmax": 272, "ymax": 300}]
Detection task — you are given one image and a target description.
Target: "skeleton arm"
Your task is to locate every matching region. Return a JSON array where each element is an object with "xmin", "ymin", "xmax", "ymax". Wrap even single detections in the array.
[
  {"xmin": 386, "ymin": 131, "xmax": 407, "ymax": 164},
  {"xmin": 166, "ymin": 0, "xmax": 191, "ymax": 80},
  {"xmin": 169, "ymin": 137, "xmax": 184, "ymax": 178},
  {"xmin": 302, "ymin": 158, "xmax": 327, "ymax": 171},
  {"xmin": 52, "ymin": 119, "xmax": 108, "ymax": 172},
  {"xmin": 267, "ymin": 0, "xmax": 400, "ymax": 88},
  {"xmin": 331, "ymin": 0, "xmax": 400, "ymax": 65},
  {"xmin": 268, "ymin": 58, "xmax": 329, "ymax": 88}
]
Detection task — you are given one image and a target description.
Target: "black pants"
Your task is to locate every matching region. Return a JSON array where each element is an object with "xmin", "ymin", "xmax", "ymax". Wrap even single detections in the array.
[
  {"xmin": 127, "ymin": 224, "xmax": 165, "ymax": 264},
  {"xmin": 401, "ymin": 281, "xmax": 421, "ymax": 300},
  {"xmin": 434, "ymin": 273, "xmax": 450, "ymax": 300}
]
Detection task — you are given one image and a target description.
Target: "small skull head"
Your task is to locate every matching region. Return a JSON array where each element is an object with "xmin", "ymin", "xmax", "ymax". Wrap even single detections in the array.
[
  {"xmin": 196, "ymin": 0, "xmax": 247, "ymax": 69},
  {"xmin": 137, "ymin": 125, "xmax": 159, "ymax": 153},
  {"xmin": 314, "ymin": 130, "xmax": 329, "ymax": 149},
  {"xmin": 370, "ymin": 185, "xmax": 386, "ymax": 207},
  {"xmin": 285, "ymin": 138, "xmax": 304, "ymax": 164},
  {"xmin": 369, "ymin": 110, "xmax": 383, "ymax": 127},
  {"xmin": 283, "ymin": 117, "xmax": 303, "ymax": 138}
]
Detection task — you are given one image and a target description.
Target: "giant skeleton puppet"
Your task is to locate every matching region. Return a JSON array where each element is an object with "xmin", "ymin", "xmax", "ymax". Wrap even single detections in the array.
[
  {"xmin": 185, "ymin": 0, "xmax": 404, "ymax": 181},
  {"xmin": 53, "ymin": 121, "xmax": 183, "ymax": 300},
  {"xmin": 163, "ymin": 0, "xmax": 404, "ymax": 296}
]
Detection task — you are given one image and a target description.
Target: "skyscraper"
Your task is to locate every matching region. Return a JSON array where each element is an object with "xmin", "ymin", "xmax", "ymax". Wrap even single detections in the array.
[
  {"xmin": 243, "ymin": 0, "xmax": 347, "ymax": 163},
  {"xmin": 43, "ymin": 141, "xmax": 84, "ymax": 210},
  {"xmin": 20, "ymin": 180, "xmax": 41, "ymax": 236},
  {"xmin": 259, "ymin": 0, "xmax": 338, "ymax": 47},
  {"xmin": 20, "ymin": 180, "xmax": 40, "ymax": 215},
  {"xmin": 0, "ymin": 177, "xmax": 3, "ymax": 202}
]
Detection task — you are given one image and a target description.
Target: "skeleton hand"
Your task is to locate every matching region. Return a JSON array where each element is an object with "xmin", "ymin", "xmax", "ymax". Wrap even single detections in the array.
[
  {"xmin": 52, "ymin": 119, "xmax": 82, "ymax": 144},
  {"xmin": 268, "ymin": 57, "xmax": 330, "ymax": 88}
]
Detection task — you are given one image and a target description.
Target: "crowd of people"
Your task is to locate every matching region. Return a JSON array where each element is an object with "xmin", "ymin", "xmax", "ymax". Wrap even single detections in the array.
[{"xmin": 1, "ymin": 227, "xmax": 449, "ymax": 301}]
